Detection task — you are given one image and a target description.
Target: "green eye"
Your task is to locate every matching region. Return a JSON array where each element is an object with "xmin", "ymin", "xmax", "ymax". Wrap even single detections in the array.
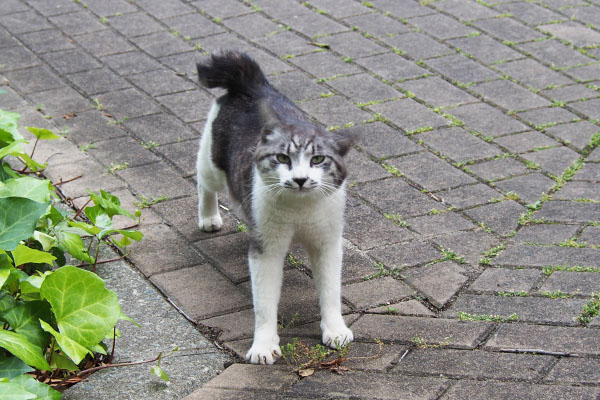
[
  {"xmin": 311, "ymin": 155, "xmax": 325, "ymax": 165},
  {"xmin": 276, "ymin": 154, "xmax": 290, "ymax": 163}
]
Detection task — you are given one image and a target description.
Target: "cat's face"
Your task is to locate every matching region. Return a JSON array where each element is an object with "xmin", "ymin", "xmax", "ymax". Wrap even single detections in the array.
[{"xmin": 254, "ymin": 122, "xmax": 353, "ymax": 198}]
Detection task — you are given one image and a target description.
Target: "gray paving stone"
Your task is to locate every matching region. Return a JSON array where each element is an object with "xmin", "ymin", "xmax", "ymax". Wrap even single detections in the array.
[
  {"xmin": 48, "ymin": 10, "xmax": 107, "ymax": 36},
  {"xmin": 75, "ymin": 29, "xmax": 136, "ymax": 57},
  {"xmin": 326, "ymin": 73, "xmax": 401, "ymax": 103},
  {"xmin": 397, "ymin": 76, "xmax": 478, "ymax": 108},
  {"xmin": 541, "ymin": 83, "xmax": 599, "ymax": 104},
  {"xmin": 468, "ymin": 267, "xmax": 541, "ymax": 293},
  {"xmin": 0, "ymin": 11, "xmax": 52, "ymax": 34},
  {"xmin": 436, "ymin": 184, "xmax": 500, "ymax": 208},
  {"xmin": 344, "ymin": 201, "xmax": 416, "ymax": 250},
  {"xmin": 191, "ymin": 0, "xmax": 253, "ymax": 19},
  {"xmin": 539, "ymin": 21, "xmax": 600, "ymax": 48},
  {"xmin": 97, "ymin": 87, "xmax": 161, "ymax": 120},
  {"xmin": 86, "ymin": 135, "xmax": 161, "ymax": 168},
  {"xmin": 355, "ymin": 52, "xmax": 430, "ymax": 81},
  {"xmin": 433, "ymin": 0, "xmax": 499, "ymax": 20},
  {"xmin": 464, "ymin": 200, "xmax": 525, "ymax": 236},
  {"xmin": 343, "ymin": 276, "xmax": 414, "ymax": 309},
  {"xmin": 545, "ymin": 121, "xmax": 600, "ymax": 151},
  {"xmin": 107, "ymin": 12, "xmax": 164, "ymax": 37},
  {"xmin": 494, "ymin": 244, "xmax": 600, "ymax": 267},
  {"xmin": 136, "ymin": 0, "xmax": 193, "ymax": 18},
  {"xmin": 123, "ymin": 112, "xmax": 199, "ymax": 145},
  {"xmin": 0, "ymin": 85, "xmax": 26, "ymax": 109},
  {"xmin": 369, "ymin": 299, "xmax": 435, "ymax": 317},
  {"xmin": 556, "ymin": 181, "xmax": 600, "ymax": 201},
  {"xmin": 569, "ymin": 98, "xmax": 600, "ymax": 120},
  {"xmin": 18, "ymin": 28, "xmax": 75, "ymax": 53},
  {"xmin": 4, "ymin": 65, "xmax": 63, "ymax": 94},
  {"xmin": 395, "ymin": 348, "xmax": 551, "ymax": 381},
  {"xmin": 310, "ymin": 0, "xmax": 372, "ymax": 18},
  {"xmin": 132, "ymin": 31, "xmax": 193, "ymax": 58},
  {"xmin": 0, "ymin": 0, "xmax": 29, "ymax": 15},
  {"xmin": 472, "ymin": 79, "xmax": 551, "ymax": 111},
  {"xmin": 264, "ymin": 72, "xmax": 320, "ymax": 103},
  {"xmin": 102, "ymin": 51, "xmax": 163, "ymax": 75},
  {"xmin": 151, "ymin": 265, "xmax": 251, "ymax": 320},
  {"xmin": 370, "ymin": 98, "xmax": 448, "ymax": 132},
  {"xmin": 354, "ymin": 121, "xmax": 421, "ymax": 159},
  {"xmin": 448, "ymin": 34, "xmax": 523, "ymax": 65},
  {"xmin": 416, "ymin": 127, "xmax": 501, "ymax": 162},
  {"xmin": 186, "ymin": 388, "xmax": 279, "ymax": 400},
  {"xmin": 569, "ymin": 62, "xmax": 600, "ymax": 82},
  {"xmin": 27, "ymin": 0, "xmax": 80, "ymax": 16},
  {"xmin": 445, "ymin": 293, "xmax": 586, "ymax": 324},
  {"xmin": 0, "ymin": 26, "xmax": 17, "ymax": 48},
  {"xmin": 164, "ymin": 13, "xmax": 224, "ymax": 39},
  {"xmin": 381, "ymin": 31, "xmax": 453, "ymax": 60},
  {"xmin": 346, "ymin": 148, "xmax": 391, "ymax": 183},
  {"xmin": 495, "ymin": 58, "xmax": 573, "ymax": 90},
  {"xmin": 204, "ymin": 364, "xmax": 297, "ymax": 391},
  {"xmin": 66, "ymin": 68, "xmax": 131, "ymax": 96},
  {"xmin": 279, "ymin": 11, "xmax": 348, "ymax": 38},
  {"xmin": 128, "ymin": 68, "xmax": 196, "ymax": 97},
  {"xmin": 540, "ymin": 271, "xmax": 600, "ymax": 296},
  {"xmin": 498, "ymin": 1, "xmax": 565, "ymax": 26},
  {"xmin": 41, "ymin": 48, "xmax": 101, "ymax": 75},
  {"xmin": 253, "ymin": 31, "xmax": 316, "ymax": 58},
  {"xmin": 426, "ymin": 54, "xmax": 498, "ymax": 85},
  {"xmin": 193, "ymin": 233, "xmax": 249, "ymax": 284},
  {"xmin": 62, "ymin": 109, "xmax": 127, "ymax": 145},
  {"xmin": 589, "ymin": 147, "xmax": 600, "ymax": 161},
  {"xmin": 389, "ymin": 152, "xmax": 477, "ymax": 191},
  {"xmin": 518, "ymin": 39, "xmax": 591, "ymax": 69},
  {"xmin": 442, "ymin": 380, "xmax": 600, "ymax": 400},
  {"xmin": 517, "ymin": 107, "xmax": 579, "ymax": 127},
  {"xmin": 353, "ymin": 314, "xmax": 493, "ymax": 348},
  {"xmin": 83, "ymin": 0, "xmax": 137, "ymax": 16},
  {"xmin": 250, "ymin": 0, "xmax": 313, "ymax": 19},
  {"xmin": 485, "ymin": 323, "xmax": 600, "ymax": 356},
  {"xmin": 544, "ymin": 358, "xmax": 600, "ymax": 384},
  {"xmin": 495, "ymin": 173, "xmax": 556, "ymax": 204},
  {"xmin": 289, "ymin": 51, "xmax": 361, "ymax": 79},
  {"xmin": 223, "ymin": 12, "xmax": 281, "ymax": 40},
  {"xmin": 513, "ymin": 223, "xmax": 580, "ymax": 244},
  {"xmin": 494, "ymin": 131, "xmax": 559, "ymax": 153},
  {"xmin": 354, "ymin": 177, "xmax": 442, "ymax": 217},
  {"xmin": 341, "ymin": 246, "xmax": 384, "ymax": 284},
  {"xmin": 287, "ymin": 370, "xmax": 447, "ymax": 400},
  {"xmin": 116, "ymin": 161, "xmax": 197, "ymax": 199},
  {"xmin": 535, "ymin": 200, "xmax": 600, "ymax": 223},
  {"xmin": 344, "ymin": 12, "xmax": 410, "ymax": 38},
  {"xmin": 368, "ymin": 240, "xmax": 441, "ymax": 269},
  {"xmin": 448, "ymin": 102, "xmax": 529, "ymax": 137},
  {"xmin": 404, "ymin": 261, "xmax": 469, "ymax": 308},
  {"xmin": 299, "ymin": 96, "xmax": 370, "ymax": 127},
  {"xmin": 580, "ymin": 225, "xmax": 600, "ymax": 246},
  {"xmin": 323, "ymin": 31, "xmax": 386, "ymax": 59},
  {"xmin": 473, "ymin": 16, "xmax": 545, "ymax": 42},
  {"xmin": 406, "ymin": 211, "xmax": 475, "ymax": 237},
  {"xmin": 409, "ymin": 13, "xmax": 476, "ymax": 40},
  {"xmin": 199, "ymin": 308, "xmax": 254, "ymax": 342},
  {"xmin": 522, "ymin": 146, "xmax": 581, "ymax": 177},
  {"xmin": 469, "ymin": 157, "xmax": 528, "ymax": 182},
  {"xmin": 27, "ymin": 86, "xmax": 90, "ymax": 118},
  {"xmin": 369, "ymin": 0, "xmax": 434, "ymax": 18},
  {"xmin": 432, "ymin": 230, "xmax": 499, "ymax": 266}
]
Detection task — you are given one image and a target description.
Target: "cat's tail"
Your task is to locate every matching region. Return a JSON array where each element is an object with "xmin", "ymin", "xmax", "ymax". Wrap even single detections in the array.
[{"xmin": 196, "ymin": 51, "xmax": 268, "ymax": 96}]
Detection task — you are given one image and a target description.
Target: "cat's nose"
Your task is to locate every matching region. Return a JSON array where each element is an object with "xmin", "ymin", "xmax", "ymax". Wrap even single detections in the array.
[{"xmin": 294, "ymin": 177, "xmax": 307, "ymax": 188}]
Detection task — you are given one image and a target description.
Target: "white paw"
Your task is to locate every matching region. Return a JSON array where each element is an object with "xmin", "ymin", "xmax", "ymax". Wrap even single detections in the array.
[
  {"xmin": 198, "ymin": 214, "xmax": 223, "ymax": 232},
  {"xmin": 322, "ymin": 323, "xmax": 353, "ymax": 349},
  {"xmin": 245, "ymin": 336, "xmax": 281, "ymax": 365}
]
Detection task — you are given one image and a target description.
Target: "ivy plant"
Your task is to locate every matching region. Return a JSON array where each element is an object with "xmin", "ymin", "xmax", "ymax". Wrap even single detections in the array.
[{"xmin": 0, "ymin": 108, "xmax": 161, "ymax": 398}]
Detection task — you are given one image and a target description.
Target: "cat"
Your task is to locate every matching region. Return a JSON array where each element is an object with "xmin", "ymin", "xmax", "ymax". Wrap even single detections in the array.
[{"xmin": 195, "ymin": 51, "xmax": 357, "ymax": 365}]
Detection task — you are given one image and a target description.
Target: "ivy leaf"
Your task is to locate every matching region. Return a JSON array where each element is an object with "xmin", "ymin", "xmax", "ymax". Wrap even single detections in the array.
[
  {"xmin": 40, "ymin": 266, "xmax": 121, "ymax": 347},
  {"xmin": 0, "ymin": 330, "xmax": 50, "ymax": 371},
  {"xmin": 49, "ymin": 352, "xmax": 79, "ymax": 372},
  {"xmin": 10, "ymin": 374, "xmax": 61, "ymax": 400},
  {"xmin": 0, "ymin": 382, "xmax": 36, "ymax": 400},
  {"xmin": 33, "ymin": 231, "xmax": 56, "ymax": 251},
  {"xmin": 151, "ymin": 365, "xmax": 169, "ymax": 381},
  {"xmin": 0, "ymin": 198, "xmax": 50, "ymax": 251},
  {"xmin": 39, "ymin": 320, "xmax": 92, "ymax": 365},
  {"xmin": 55, "ymin": 231, "xmax": 94, "ymax": 263},
  {"xmin": 0, "ymin": 355, "xmax": 33, "ymax": 380},
  {"xmin": 0, "ymin": 177, "xmax": 53, "ymax": 202},
  {"xmin": 0, "ymin": 162, "xmax": 18, "ymax": 183},
  {"xmin": 88, "ymin": 190, "xmax": 135, "ymax": 219},
  {"xmin": 25, "ymin": 127, "xmax": 60, "ymax": 141},
  {"xmin": 11, "ymin": 244, "xmax": 56, "ymax": 267},
  {"xmin": 0, "ymin": 301, "xmax": 51, "ymax": 349},
  {"xmin": 84, "ymin": 206, "xmax": 112, "ymax": 230}
]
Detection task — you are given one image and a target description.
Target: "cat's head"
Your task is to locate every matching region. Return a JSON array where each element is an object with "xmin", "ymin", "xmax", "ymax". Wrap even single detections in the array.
[{"xmin": 254, "ymin": 105, "xmax": 357, "ymax": 197}]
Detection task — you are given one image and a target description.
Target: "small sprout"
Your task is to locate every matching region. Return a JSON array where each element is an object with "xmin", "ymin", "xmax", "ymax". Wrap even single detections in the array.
[
  {"xmin": 235, "ymin": 223, "xmax": 248, "ymax": 233},
  {"xmin": 134, "ymin": 195, "xmax": 169, "ymax": 209},
  {"xmin": 107, "ymin": 162, "xmax": 128, "ymax": 174},
  {"xmin": 342, "ymin": 56, "xmax": 353, "ymax": 63},
  {"xmin": 457, "ymin": 312, "xmax": 519, "ymax": 322}
]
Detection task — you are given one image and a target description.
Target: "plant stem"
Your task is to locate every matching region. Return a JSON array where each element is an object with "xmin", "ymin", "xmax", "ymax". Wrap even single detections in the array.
[
  {"xmin": 53, "ymin": 175, "xmax": 83, "ymax": 186},
  {"xmin": 73, "ymin": 198, "xmax": 92, "ymax": 220}
]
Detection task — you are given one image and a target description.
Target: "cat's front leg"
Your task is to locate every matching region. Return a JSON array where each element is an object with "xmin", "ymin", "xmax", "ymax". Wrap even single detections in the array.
[
  {"xmin": 245, "ymin": 247, "xmax": 287, "ymax": 364},
  {"xmin": 309, "ymin": 237, "xmax": 353, "ymax": 349},
  {"xmin": 197, "ymin": 188, "xmax": 223, "ymax": 232}
]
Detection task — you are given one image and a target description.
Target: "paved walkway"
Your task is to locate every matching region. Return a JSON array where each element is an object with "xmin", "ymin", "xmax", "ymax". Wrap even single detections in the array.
[{"xmin": 2, "ymin": 0, "xmax": 600, "ymax": 398}]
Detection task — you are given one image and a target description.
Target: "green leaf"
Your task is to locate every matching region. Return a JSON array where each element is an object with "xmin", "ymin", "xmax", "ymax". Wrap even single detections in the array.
[
  {"xmin": 1, "ymin": 301, "xmax": 51, "ymax": 348},
  {"xmin": 119, "ymin": 312, "xmax": 141, "ymax": 328},
  {"xmin": 39, "ymin": 320, "xmax": 91, "ymax": 365},
  {"xmin": 0, "ymin": 330, "xmax": 50, "ymax": 371},
  {"xmin": 0, "ymin": 382, "xmax": 36, "ymax": 400},
  {"xmin": 49, "ymin": 352, "xmax": 79, "ymax": 372},
  {"xmin": 0, "ymin": 140, "xmax": 26, "ymax": 162},
  {"xmin": 40, "ymin": 266, "xmax": 121, "ymax": 347},
  {"xmin": 0, "ymin": 291, "xmax": 16, "ymax": 313},
  {"xmin": 88, "ymin": 190, "xmax": 135, "ymax": 220},
  {"xmin": 0, "ymin": 162, "xmax": 18, "ymax": 183},
  {"xmin": 84, "ymin": 206, "xmax": 112, "ymax": 230},
  {"xmin": 11, "ymin": 244, "xmax": 56, "ymax": 267},
  {"xmin": 0, "ymin": 110, "xmax": 23, "ymax": 143},
  {"xmin": 10, "ymin": 374, "xmax": 61, "ymax": 400},
  {"xmin": 0, "ymin": 177, "xmax": 53, "ymax": 202},
  {"xmin": 0, "ymin": 197, "xmax": 50, "ymax": 251},
  {"xmin": 25, "ymin": 127, "xmax": 60, "ymax": 141},
  {"xmin": 55, "ymin": 231, "xmax": 93, "ymax": 263},
  {"xmin": 0, "ymin": 355, "xmax": 33, "ymax": 379},
  {"xmin": 151, "ymin": 365, "xmax": 169, "ymax": 381},
  {"xmin": 33, "ymin": 231, "xmax": 56, "ymax": 251},
  {"xmin": 0, "ymin": 268, "xmax": 11, "ymax": 291}
]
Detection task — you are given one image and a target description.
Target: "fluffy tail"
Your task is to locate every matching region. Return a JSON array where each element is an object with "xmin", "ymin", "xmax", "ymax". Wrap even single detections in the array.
[{"xmin": 196, "ymin": 51, "xmax": 268, "ymax": 96}]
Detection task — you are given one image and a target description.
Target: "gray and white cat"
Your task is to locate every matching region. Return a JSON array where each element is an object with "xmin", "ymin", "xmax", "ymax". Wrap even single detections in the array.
[{"xmin": 195, "ymin": 51, "xmax": 356, "ymax": 364}]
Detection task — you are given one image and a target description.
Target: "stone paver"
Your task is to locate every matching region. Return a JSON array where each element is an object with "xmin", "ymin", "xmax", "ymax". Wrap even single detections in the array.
[{"xmin": 2, "ymin": 0, "xmax": 600, "ymax": 398}]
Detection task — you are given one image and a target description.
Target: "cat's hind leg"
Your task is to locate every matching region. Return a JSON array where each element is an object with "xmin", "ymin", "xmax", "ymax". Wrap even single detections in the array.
[{"xmin": 196, "ymin": 101, "xmax": 225, "ymax": 232}]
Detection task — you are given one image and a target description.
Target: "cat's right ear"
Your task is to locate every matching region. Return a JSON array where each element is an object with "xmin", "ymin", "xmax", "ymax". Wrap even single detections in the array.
[{"xmin": 258, "ymin": 101, "xmax": 282, "ymax": 141}]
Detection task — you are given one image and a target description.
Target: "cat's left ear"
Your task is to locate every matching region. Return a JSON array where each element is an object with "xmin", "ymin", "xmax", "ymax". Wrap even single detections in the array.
[{"xmin": 333, "ymin": 128, "xmax": 360, "ymax": 157}]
